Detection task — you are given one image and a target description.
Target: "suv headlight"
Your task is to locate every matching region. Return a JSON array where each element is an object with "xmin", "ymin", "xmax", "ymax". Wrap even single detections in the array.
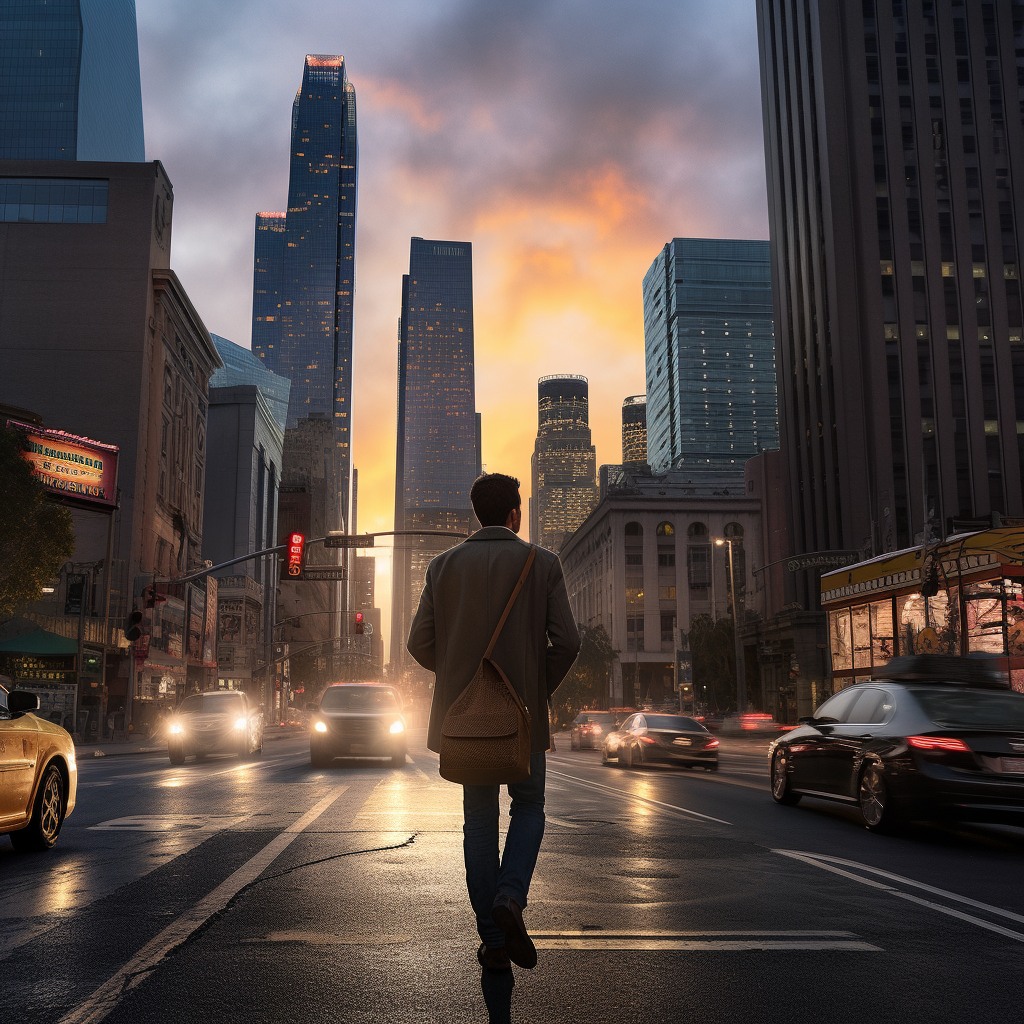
[
  {"xmin": 389, "ymin": 720, "xmax": 405, "ymax": 734},
  {"xmin": 169, "ymin": 722, "xmax": 183, "ymax": 735},
  {"xmin": 314, "ymin": 721, "xmax": 327, "ymax": 733},
  {"xmin": 234, "ymin": 717, "xmax": 247, "ymax": 730}
]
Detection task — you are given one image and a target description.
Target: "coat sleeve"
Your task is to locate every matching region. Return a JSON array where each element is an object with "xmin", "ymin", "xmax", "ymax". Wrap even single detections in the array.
[
  {"xmin": 544, "ymin": 555, "xmax": 581, "ymax": 698},
  {"xmin": 406, "ymin": 562, "xmax": 436, "ymax": 671}
]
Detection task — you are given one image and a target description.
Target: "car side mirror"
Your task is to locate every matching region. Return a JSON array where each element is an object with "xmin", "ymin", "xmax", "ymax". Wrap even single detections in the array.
[
  {"xmin": 8, "ymin": 691, "xmax": 40, "ymax": 714},
  {"xmin": 798, "ymin": 716, "xmax": 816, "ymax": 726},
  {"xmin": 305, "ymin": 701, "xmax": 318, "ymax": 713}
]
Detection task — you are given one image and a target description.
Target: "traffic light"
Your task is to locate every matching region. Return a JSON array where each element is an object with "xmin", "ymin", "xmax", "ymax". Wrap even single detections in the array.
[
  {"xmin": 125, "ymin": 610, "xmax": 144, "ymax": 642},
  {"xmin": 355, "ymin": 612, "xmax": 364, "ymax": 635},
  {"xmin": 285, "ymin": 532, "xmax": 306, "ymax": 578}
]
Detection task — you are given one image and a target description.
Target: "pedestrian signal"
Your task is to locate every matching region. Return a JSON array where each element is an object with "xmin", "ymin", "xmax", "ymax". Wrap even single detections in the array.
[
  {"xmin": 285, "ymin": 532, "xmax": 306, "ymax": 578},
  {"xmin": 355, "ymin": 611, "xmax": 364, "ymax": 635}
]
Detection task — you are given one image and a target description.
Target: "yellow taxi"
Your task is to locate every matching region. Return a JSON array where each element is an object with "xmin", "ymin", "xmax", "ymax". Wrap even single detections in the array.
[{"xmin": 1, "ymin": 683, "xmax": 77, "ymax": 851}]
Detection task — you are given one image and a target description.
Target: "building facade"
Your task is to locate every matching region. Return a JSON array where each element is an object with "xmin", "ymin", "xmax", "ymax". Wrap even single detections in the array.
[
  {"xmin": 250, "ymin": 54, "xmax": 357, "ymax": 532},
  {"xmin": 757, "ymin": 0, "xmax": 1024, "ymax": 594},
  {"xmin": 0, "ymin": 159, "xmax": 219, "ymax": 733},
  {"xmin": 643, "ymin": 238, "xmax": 776, "ymax": 489},
  {"xmin": 210, "ymin": 334, "xmax": 290, "ymax": 434},
  {"xmin": 530, "ymin": 375, "xmax": 598, "ymax": 551},
  {"xmin": 560, "ymin": 466, "xmax": 763, "ymax": 708},
  {"xmin": 622, "ymin": 395, "xmax": 648, "ymax": 465},
  {"xmin": 391, "ymin": 237, "xmax": 479, "ymax": 678},
  {"xmin": 0, "ymin": 0, "xmax": 145, "ymax": 161}
]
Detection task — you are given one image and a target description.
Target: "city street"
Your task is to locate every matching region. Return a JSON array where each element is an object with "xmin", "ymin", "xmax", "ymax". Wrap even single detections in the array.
[{"xmin": 3, "ymin": 733, "xmax": 1024, "ymax": 1022}]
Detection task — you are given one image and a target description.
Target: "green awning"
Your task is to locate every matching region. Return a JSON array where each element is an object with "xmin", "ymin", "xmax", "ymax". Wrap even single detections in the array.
[{"xmin": 0, "ymin": 629, "xmax": 79, "ymax": 656}]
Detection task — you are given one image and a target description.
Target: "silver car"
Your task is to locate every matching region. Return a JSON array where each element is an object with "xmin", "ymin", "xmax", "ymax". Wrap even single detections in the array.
[{"xmin": 166, "ymin": 691, "xmax": 264, "ymax": 763}]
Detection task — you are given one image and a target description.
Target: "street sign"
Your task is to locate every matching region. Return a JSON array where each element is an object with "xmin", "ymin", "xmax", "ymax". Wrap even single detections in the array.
[
  {"xmin": 324, "ymin": 532, "xmax": 375, "ymax": 549},
  {"xmin": 297, "ymin": 567, "xmax": 347, "ymax": 582}
]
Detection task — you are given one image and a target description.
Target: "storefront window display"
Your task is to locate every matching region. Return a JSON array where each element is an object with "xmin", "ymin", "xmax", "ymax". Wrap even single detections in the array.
[
  {"xmin": 829, "ymin": 609, "xmax": 852, "ymax": 671},
  {"xmin": 869, "ymin": 600, "xmax": 894, "ymax": 665},
  {"xmin": 852, "ymin": 605, "xmax": 871, "ymax": 669},
  {"xmin": 966, "ymin": 581, "xmax": 1006, "ymax": 654}
]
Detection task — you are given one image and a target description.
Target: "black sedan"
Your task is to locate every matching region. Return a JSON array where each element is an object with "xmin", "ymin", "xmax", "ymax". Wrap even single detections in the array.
[
  {"xmin": 602, "ymin": 712, "xmax": 719, "ymax": 770},
  {"xmin": 769, "ymin": 655, "xmax": 1024, "ymax": 831},
  {"xmin": 309, "ymin": 683, "xmax": 407, "ymax": 768}
]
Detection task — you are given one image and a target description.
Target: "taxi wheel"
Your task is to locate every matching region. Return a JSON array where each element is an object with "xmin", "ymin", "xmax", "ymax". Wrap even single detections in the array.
[{"xmin": 11, "ymin": 764, "xmax": 65, "ymax": 852}]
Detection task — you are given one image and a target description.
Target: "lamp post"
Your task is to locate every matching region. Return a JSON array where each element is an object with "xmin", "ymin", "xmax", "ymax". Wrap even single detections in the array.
[{"xmin": 716, "ymin": 538, "xmax": 746, "ymax": 713}]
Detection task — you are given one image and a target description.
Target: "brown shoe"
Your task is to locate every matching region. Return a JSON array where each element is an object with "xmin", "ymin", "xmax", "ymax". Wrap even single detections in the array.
[
  {"xmin": 490, "ymin": 896, "xmax": 537, "ymax": 969},
  {"xmin": 477, "ymin": 943, "xmax": 511, "ymax": 971}
]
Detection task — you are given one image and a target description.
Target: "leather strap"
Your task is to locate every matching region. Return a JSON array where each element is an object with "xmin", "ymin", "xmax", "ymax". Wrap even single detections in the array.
[{"xmin": 484, "ymin": 546, "xmax": 536, "ymax": 659}]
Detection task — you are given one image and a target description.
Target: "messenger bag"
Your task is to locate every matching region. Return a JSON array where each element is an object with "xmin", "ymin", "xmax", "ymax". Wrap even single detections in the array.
[{"xmin": 438, "ymin": 546, "xmax": 536, "ymax": 785}]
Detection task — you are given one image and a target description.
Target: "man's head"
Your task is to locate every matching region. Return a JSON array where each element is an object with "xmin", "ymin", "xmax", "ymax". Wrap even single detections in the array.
[{"xmin": 471, "ymin": 473, "xmax": 522, "ymax": 532}]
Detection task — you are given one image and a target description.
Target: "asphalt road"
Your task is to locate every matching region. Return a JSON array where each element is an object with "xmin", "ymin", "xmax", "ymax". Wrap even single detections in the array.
[{"xmin": 3, "ymin": 730, "xmax": 1024, "ymax": 1023}]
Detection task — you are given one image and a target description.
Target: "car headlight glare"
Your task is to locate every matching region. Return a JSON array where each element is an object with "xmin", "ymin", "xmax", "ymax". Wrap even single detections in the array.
[
  {"xmin": 314, "ymin": 721, "xmax": 327, "ymax": 733},
  {"xmin": 389, "ymin": 720, "xmax": 405, "ymax": 734},
  {"xmin": 234, "ymin": 717, "xmax": 247, "ymax": 730},
  {"xmin": 169, "ymin": 722, "xmax": 183, "ymax": 735}
]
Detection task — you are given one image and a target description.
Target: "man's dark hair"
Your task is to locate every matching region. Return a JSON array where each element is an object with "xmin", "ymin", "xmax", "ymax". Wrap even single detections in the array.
[{"xmin": 471, "ymin": 473, "xmax": 521, "ymax": 528}]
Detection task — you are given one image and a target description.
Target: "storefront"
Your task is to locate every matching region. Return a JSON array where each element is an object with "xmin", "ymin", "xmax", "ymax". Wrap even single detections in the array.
[
  {"xmin": 821, "ymin": 528, "xmax": 1024, "ymax": 692},
  {"xmin": 0, "ymin": 629, "xmax": 78, "ymax": 731}
]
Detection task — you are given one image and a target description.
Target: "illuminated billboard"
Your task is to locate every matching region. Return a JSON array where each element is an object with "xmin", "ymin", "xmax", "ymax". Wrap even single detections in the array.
[{"xmin": 7, "ymin": 419, "xmax": 119, "ymax": 509}]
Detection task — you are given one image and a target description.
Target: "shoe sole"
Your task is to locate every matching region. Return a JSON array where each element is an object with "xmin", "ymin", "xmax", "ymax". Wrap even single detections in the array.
[{"xmin": 491, "ymin": 904, "xmax": 537, "ymax": 969}]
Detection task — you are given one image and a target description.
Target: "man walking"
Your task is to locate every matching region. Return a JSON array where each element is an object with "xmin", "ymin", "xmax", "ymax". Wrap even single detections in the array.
[{"xmin": 407, "ymin": 473, "xmax": 580, "ymax": 972}]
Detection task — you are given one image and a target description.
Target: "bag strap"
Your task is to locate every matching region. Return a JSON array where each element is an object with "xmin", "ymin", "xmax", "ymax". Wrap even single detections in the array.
[{"xmin": 484, "ymin": 546, "xmax": 537, "ymax": 659}]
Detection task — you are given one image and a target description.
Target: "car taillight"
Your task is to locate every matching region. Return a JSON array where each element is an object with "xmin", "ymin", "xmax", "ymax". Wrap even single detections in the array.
[
  {"xmin": 907, "ymin": 735, "xmax": 971, "ymax": 752},
  {"xmin": 706, "ymin": 738, "xmax": 719, "ymax": 748},
  {"xmin": 639, "ymin": 735, "xmax": 655, "ymax": 744}
]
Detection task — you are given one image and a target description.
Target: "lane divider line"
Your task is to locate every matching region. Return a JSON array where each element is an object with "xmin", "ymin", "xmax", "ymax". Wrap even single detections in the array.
[
  {"xmin": 545, "ymin": 755, "xmax": 769, "ymax": 793},
  {"xmin": 547, "ymin": 769, "xmax": 732, "ymax": 825},
  {"xmin": 774, "ymin": 849, "xmax": 1024, "ymax": 945},
  {"xmin": 58, "ymin": 785, "xmax": 349, "ymax": 1024},
  {"xmin": 532, "ymin": 938, "xmax": 882, "ymax": 951}
]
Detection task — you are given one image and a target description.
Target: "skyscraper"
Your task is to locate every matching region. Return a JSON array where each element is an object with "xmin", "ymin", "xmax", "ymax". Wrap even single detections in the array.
[
  {"xmin": 391, "ymin": 237, "xmax": 478, "ymax": 676},
  {"xmin": 757, "ymin": 0, "xmax": 1024, "ymax": 579},
  {"xmin": 643, "ymin": 238, "xmax": 777, "ymax": 489},
  {"xmin": 530, "ymin": 375, "xmax": 598, "ymax": 551},
  {"xmin": 251, "ymin": 55, "xmax": 357, "ymax": 531},
  {"xmin": 0, "ymin": 0, "xmax": 145, "ymax": 161},
  {"xmin": 622, "ymin": 395, "xmax": 648, "ymax": 465}
]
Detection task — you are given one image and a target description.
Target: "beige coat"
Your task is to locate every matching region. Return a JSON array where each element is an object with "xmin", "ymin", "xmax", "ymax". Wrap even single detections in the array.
[{"xmin": 407, "ymin": 526, "xmax": 581, "ymax": 753}]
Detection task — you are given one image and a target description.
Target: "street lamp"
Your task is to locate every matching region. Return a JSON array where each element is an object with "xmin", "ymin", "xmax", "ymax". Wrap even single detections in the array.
[{"xmin": 715, "ymin": 538, "xmax": 746, "ymax": 713}]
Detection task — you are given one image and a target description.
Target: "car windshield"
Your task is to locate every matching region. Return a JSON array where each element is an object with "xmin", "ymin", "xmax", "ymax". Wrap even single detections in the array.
[
  {"xmin": 644, "ymin": 715, "xmax": 707, "ymax": 732},
  {"xmin": 321, "ymin": 686, "xmax": 399, "ymax": 712},
  {"xmin": 177, "ymin": 693, "xmax": 244, "ymax": 716},
  {"xmin": 911, "ymin": 687, "xmax": 1024, "ymax": 731}
]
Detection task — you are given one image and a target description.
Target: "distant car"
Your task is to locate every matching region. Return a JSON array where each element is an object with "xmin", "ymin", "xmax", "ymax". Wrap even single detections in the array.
[
  {"xmin": 722, "ymin": 713, "xmax": 785, "ymax": 735},
  {"xmin": 1, "ymin": 684, "xmax": 77, "ymax": 851},
  {"xmin": 603, "ymin": 712, "xmax": 719, "ymax": 770},
  {"xmin": 166, "ymin": 690, "xmax": 264, "ymax": 764},
  {"xmin": 309, "ymin": 683, "xmax": 407, "ymax": 768},
  {"xmin": 769, "ymin": 655, "xmax": 1024, "ymax": 831},
  {"xmin": 569, "ymin": 712, "xmax": 617, "ymax": 750}
]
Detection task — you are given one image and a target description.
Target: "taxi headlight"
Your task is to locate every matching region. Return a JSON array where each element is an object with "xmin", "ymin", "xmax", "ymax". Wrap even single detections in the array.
[
  {"xmin": 169, "ymin": 722, "xmax": 183, "ymax": 735},
  {"xmin": 314, "ymin": 721, "xmax": 328, "ymax": 733},
  {"xmin": 234, "ymin": 717, "xmax": 247, "ymax": 730},
  {"xmin": 389, "ymin": 720, "xmax": 405, "ymax": 735}
]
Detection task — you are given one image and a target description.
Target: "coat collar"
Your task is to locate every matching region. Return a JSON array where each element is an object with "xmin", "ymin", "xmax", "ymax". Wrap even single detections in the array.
[{"xmin": 465, "ymin": 526, "xmax": 527, "ymax": 543}]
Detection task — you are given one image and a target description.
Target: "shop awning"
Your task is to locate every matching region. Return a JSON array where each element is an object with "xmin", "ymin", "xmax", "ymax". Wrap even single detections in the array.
[{"xmin": 0, "ymin": 629, "xmax": 79, "ymax": 656}]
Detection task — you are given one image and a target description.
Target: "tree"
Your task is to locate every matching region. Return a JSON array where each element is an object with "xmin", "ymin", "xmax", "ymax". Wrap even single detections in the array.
[
  {"xmin": 551, "ymin": 623, "xmax": 615, "ymax": 728},
  {"xmin": 0, "ymin": 426, "xmax": 76, "ymax": 620},
  {"xmin": 689, "ymin": 613, "xmax": 737, "ymax": 713}
]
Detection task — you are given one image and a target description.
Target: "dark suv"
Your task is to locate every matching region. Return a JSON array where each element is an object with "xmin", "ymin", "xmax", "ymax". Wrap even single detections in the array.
[{"xmin": 309, "ymin": 683, "xmax": 407, "ymax": 768}]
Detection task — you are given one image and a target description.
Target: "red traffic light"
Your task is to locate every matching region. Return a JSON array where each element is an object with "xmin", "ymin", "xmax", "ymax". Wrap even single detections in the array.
[
  {"xmin": 286, "ymin": 532, "xmax": 306, "ymax": 577},
  {"xmin": 355, "ymin": 611, "xmax": 364, "ymax": 634}
]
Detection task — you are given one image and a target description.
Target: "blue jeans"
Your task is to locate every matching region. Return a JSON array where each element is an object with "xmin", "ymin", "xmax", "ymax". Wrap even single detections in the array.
[{"xmin": 463, "ymin": 751, "xmax": 546, "ymax": 948}]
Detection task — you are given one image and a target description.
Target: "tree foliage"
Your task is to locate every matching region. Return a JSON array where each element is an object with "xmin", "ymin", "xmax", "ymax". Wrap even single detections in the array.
[
  {"xmin": 689, "ymin": 613, "xmax": 738, "ymax": 714},
  {"xmin": 0, "ymin": 426, "xmax": 76, "ymax": 620},
  {"xmin": 551, "ymin": 623, "xmax": 615, "ymax": 727}
]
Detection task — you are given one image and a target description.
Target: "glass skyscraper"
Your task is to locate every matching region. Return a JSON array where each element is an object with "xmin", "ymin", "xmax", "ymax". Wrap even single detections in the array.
[
  {"xmin": 391, "ymin": 237, "xmax": 479, "ymax": 677},
  {"xmin": 251, "ymin": 55, "xmax": 357, "ymax": 531},
  {"xmin": 643, "ymin": 238, "xmax": 777, "ymax": 489},
  {"xmin": 530, "ymin": 375, "xmax": 598, "ymax": 551},
  {"xmin": 0, "ymin": 0, "xmax": 145, "ymax": 161},
  {"xmin": 621, "ymin": 395, "xmax": 648, "ymax": 465},
  {"xmin": 209, "ymin": 334, "xmax": 291, "ymax": 435}
]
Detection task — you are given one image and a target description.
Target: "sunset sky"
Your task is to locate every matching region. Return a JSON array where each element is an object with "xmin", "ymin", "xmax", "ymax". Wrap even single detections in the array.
[{"xmin": 136, "ymin": 0, "xmax": 770, "ymax": 653}]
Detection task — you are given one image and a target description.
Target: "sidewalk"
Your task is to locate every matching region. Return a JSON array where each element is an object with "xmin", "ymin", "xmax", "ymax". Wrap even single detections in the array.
[{"xmin": 74, "ymin": 723, "xmax": 305, "ymax": 759}]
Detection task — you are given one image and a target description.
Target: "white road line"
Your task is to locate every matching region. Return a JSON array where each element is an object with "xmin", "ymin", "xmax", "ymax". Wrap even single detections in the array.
[
  {"xmin": 547, "ymin": 769, "xmax": 732, "ymax": 825},
  {"xmin": 545, "ymin": 755, "xmax": 768, "ymax": 792},
  {"xmin": 58, "ymin": 785, "xmax": 348, "ymax": 1024},
  {"xmin": 534, "ymin": 938, "xmax": 881, "ymax": 951},
  {"xmin": 533, "ymin": 930, "xmax": 860, "ymax": 937},
  {"xmin": 775, "ymin": 849, "xmax": 1024, "ymax": 945}
]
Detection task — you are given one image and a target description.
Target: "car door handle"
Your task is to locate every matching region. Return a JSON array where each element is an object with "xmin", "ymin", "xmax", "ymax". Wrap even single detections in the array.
[{"xmin": 857, "ymin": 734, "xmax": 874, "ymax": 740}]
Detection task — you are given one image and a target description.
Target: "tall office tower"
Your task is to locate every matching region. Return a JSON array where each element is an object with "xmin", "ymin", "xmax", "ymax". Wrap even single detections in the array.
[
  {"xmin": 390, "ymin": 237, "xmax": 478, "ymax": 676},
  {"xmin": 642, "ymin": 238, "xmax": 777, "ymax": 489},
  {"xmin": 622, "ymin": 395, "xmax": 648, "ymax": 465},
  {"xmin": 758, "ymin": 1, "xmax": 1024, "ymax": 576},
  {"xmin": 0, "ymin": 0, "xmax": 145, "ymax": 161},
  {"xmin": 251, "ymin": 54, "xmax": 357, "ymax": 532},
  {"xmin": 530, "ymin": 375, "xmax": 598, "ymax": 551}
]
